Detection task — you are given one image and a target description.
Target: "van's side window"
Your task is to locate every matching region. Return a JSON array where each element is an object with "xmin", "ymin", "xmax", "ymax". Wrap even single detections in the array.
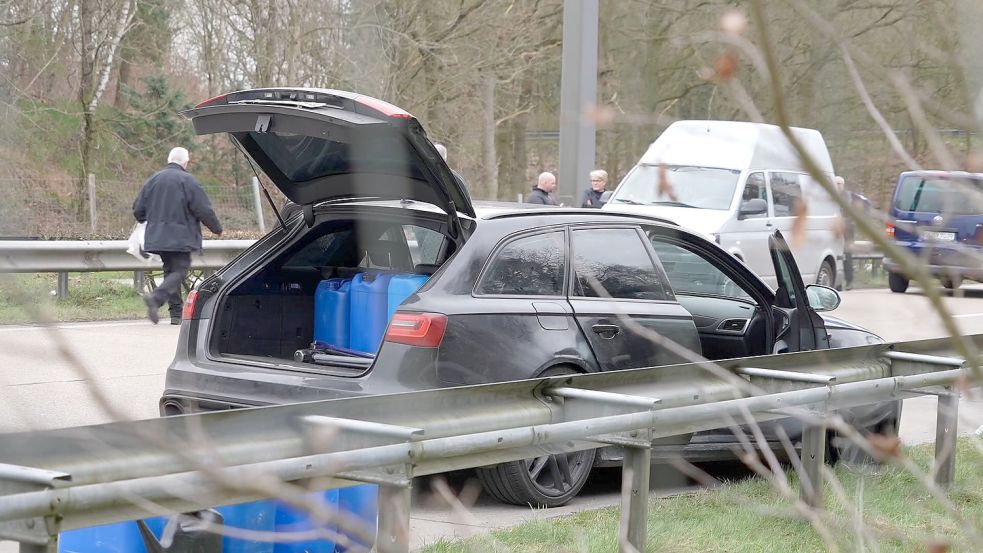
[
  {"xmin": 770, "ymin": 172, "xmax": 803, "ymax": 217},
  {"xmin": 742, "ymin": 172, "xmax": 768, "ymax": 218}
]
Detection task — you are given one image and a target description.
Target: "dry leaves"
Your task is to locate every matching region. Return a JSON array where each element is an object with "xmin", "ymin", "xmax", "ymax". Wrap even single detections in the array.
[
  {"xmin": 791, "ymin": 199, "xmax": 809, "ymax": 247},
  {"xmin": 867, "ymin": 433, "xmax": 903, "ymax": 460},
  {"xmin": 657, "ymin": 164, "xmax": 678, "ymax": 202}
]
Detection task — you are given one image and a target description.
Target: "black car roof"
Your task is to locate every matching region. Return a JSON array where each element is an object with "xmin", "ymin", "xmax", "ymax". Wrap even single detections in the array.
[{"xmin": 473, "ymin": 202, "xmax": 677, "ymax": 226}]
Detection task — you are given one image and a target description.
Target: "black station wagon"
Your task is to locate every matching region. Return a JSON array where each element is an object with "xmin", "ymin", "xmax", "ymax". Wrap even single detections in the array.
[{"xmin": 162, "ymin": 88, "xmax": 896, "ymax": 507}]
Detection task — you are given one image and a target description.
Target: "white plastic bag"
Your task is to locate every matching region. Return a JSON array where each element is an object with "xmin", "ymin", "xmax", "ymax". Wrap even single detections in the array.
[{"xmin": 126, "ymin": 222, "xmax": 160, "ymax": 265}]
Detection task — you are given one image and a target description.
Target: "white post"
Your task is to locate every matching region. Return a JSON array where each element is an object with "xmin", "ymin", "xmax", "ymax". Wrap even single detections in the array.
[
  {"xmin": 87, "ymin": 173, "xmax": 97, "ymax": 235},
  {"xmin": 251, "ymin": 177, "xmax": 266, "ymax": 234}
]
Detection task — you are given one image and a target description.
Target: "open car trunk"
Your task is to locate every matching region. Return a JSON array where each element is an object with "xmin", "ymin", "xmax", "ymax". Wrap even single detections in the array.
[{"xmin": 209, "ymin": 210, "xmax": 454, "ymax": 373}]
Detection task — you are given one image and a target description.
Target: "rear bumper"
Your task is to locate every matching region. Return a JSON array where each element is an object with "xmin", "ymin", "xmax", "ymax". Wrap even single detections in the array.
[
  {"xmin": 884, "ymin": 259, "xmax": 983, "ymax": 281},
  {"xmin": 885, "ymin": 240, "xmax": 983, "ymax": 280}
]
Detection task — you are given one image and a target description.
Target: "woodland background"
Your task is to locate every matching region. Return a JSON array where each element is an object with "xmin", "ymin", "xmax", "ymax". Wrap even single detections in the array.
[{"xmin": 1, "ymin": 0, "xmax": 980, "ymax": 236}]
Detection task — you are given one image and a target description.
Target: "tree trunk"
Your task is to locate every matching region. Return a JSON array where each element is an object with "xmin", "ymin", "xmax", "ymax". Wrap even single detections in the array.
[{"xmin": 482, "ymin": 73, "xmax": 498, "ymax": 200}]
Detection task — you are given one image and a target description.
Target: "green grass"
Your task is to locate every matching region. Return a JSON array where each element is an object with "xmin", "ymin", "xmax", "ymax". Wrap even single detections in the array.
[
  {"xmin": 421, "ymin": 439, "xmax": 983, "ymax": 552},
  {"xmin": 0, "ymin": 272, "xmax": 147, "ymax": 324}
]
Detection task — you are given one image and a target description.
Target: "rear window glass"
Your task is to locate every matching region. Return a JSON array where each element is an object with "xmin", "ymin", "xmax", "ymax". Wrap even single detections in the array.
[
  {"xmin": 894, "ymin": 176, "xmax": 983, "ymax": 216},
  {"xmin": 478, "ymin": 232, "xmax": 565, "ymax": 296},
  {"xmin": 247, "ymin": 131, "xmax": 425, "ymax": 183}
]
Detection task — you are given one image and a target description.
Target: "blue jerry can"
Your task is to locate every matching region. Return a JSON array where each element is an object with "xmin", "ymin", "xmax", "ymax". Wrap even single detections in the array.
[
  {"xmin": 386, "ymin": 274, "xmax": 429, "ymax": 321},
  {"xmin": 272, "ymin": 490, "xmax": 339, "ymax": 553},
  {"xmin": 349, "ymin": 273, "xmax": 394, "ymax": 354},
  {"xmin": 314, "ymin": 279, "xmax": 351, "ymax": 350}
]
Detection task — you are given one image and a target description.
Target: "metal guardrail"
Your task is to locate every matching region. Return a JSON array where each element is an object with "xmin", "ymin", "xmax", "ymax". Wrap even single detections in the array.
[
  {"xmin": 0, "ymin": 240, "xmax": 255, "ymax": 298},
  {"xmin": 0, "ymin": 334, "xmax": 977, "ymax": 552}
]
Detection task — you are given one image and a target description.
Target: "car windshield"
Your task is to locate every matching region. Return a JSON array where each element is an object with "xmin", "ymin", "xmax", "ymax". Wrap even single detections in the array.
[
  {"xmin": 610, "ymin": 165, "xmax": 740, "ymax": 210},
  {"xmin": 894, "ymin": 175, "xmax": 983, "ymax": 216}
]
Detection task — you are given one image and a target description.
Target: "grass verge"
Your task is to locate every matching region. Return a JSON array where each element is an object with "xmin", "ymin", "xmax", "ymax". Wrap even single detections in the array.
[
  {"xmin": 0, "ymin": 272, "xmax": 147, "ymax": 324},
  {"xmin": 421, "ymin": 439, "xmax": 983, "ymax": 552}
]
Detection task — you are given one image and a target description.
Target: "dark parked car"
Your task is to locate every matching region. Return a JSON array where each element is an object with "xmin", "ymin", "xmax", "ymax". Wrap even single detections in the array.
[
  {"xmin": 885, "ymin": 170, "xmax": 983, "ymax": 292},
  {"xmin": 162, "ymin": 88, "xmax": 896, "ymax": 508}
]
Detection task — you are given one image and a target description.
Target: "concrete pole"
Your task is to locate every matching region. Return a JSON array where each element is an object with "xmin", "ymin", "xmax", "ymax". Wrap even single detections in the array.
[{"xmin": 558, "ymin": 0, "xmax": 599, "ymax": 208}]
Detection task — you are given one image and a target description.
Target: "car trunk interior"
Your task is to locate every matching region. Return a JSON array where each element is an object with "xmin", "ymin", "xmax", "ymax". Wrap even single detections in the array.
[{"xmin": 210, "ymin": 213, "xmax": 453, "ymax": 369}]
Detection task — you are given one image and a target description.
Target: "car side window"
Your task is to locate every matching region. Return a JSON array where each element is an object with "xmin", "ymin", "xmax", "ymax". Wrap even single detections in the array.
[
  {"xmin": 478, "ymin": 231, "xmax": 565, "ymax": 296},
  {"xmin": 770, "ymin": 172, "xmax": 803, "ymax": 217},
  {"xmin": 402, "ymin": 225, "xmax": 445, "ymax": 266},
  {"xmin": 571, "ymin": 228, "xmax": 670, "ymax": 300},
  {"xmin": 742, "ymin": 172, "xmax": 768, "ymax": 218},
  {"xmin": 647, "ymin": 236, "xmax": 753, "ymax": 301}
]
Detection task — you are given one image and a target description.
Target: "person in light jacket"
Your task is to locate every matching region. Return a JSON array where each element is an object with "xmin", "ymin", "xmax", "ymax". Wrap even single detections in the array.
[{"xmin": 133, "ymin": 147, "xmax": 222, "ymax": 325}]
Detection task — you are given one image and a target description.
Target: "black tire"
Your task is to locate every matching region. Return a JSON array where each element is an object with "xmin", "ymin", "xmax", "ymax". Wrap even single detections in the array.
[
  {"xmin": 816, "ymin": 260, "xmax": 835, "ymax": 288},
  {"xmin": 475, "ymin": 448, "xmax": 596, "ymax": 508},
  {"xmin": 888, "ymin": 272, "xmax": 909, "ymax": 293},
  {"xmin": 475, "ymin": 365, "xmax": 596, "ymax": 507},
  {"xmin": 827, "ymin": 416, "xmax": 899, "ymax": 467}
]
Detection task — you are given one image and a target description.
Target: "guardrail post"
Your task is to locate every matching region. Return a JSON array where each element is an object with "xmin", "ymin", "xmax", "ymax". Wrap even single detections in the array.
[
  {"xmin": 56, "ymin": 272, "xmax": 68, "ymax": 299},
  {"xmin": 87, "ymin": 173, "xmax": 97, "ymax": 235},
  {"xmin": 377, "ymin": 472, "xmax": 412, "ymax": 553},
  {"xmin": 800, "ymin": 421, "xmax": 826, "ymax": 509},
  {"xmin": 133, "ymin": 270, "xmax": 145, "ymax": 293},
  {"xmin": 619, "ymin": 439, "xmax": 651, "ymax": 552},
  {"xmin": 934, "ymin": 389, "xmax": 959, "ymax": 487}
]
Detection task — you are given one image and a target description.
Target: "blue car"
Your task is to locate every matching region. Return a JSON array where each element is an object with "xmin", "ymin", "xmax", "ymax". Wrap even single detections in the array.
[{"xmin": 885, "ymin": 170, "xmax": 983, "ymax": 292}]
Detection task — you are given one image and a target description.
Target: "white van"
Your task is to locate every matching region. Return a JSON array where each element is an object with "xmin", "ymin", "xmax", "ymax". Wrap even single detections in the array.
[{"xmin": 602, "ymin": 120, "xmax": 844, "ymax": 288}]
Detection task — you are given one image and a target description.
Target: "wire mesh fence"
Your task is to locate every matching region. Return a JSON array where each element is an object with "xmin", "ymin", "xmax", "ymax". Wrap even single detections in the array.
[{"xmin": 0, "ymin": 177, "xmax": 283, "ymax": 239}]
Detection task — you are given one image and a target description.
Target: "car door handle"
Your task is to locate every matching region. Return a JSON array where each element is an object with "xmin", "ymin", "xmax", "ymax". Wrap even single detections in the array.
[{"xmin": 591, "ymin": 323, "xmax": 620, "ymax": 339}]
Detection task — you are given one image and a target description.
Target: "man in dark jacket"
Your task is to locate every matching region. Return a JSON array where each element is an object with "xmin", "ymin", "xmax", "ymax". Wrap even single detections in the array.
[
  {"xmin": 133, "ymin": 147, "xmax": 222, "ymax": 324},
  {"xmin": 525, "ymin": 171, "xmax": 557, "ymax": 205}
]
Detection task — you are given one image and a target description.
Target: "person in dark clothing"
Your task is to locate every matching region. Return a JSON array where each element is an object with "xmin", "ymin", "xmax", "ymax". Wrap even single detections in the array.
[
  {"xmin": 133, "ymin": 147, "xmax": 222, "ymax": 324},
  {"xmin": 581, "ymin": 169, "xmax": 608, "ymax": 208},
  {"xmin": 525, "ymin": 171, "xmax": 557, "ymax": 205}
]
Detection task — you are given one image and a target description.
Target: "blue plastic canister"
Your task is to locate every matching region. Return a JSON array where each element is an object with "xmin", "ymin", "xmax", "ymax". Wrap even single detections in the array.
[
  {"xmin": 386, "ymin": 274, "xmax": 429, "ymax": 321},
  {"xmin": 349, "ymin": 273, "xmax": 394, "ymax": 353},
  {"xmin": 60, "ymin": 501, "xmax": 276, "ymax": 553},
  {"xmin": 273, "ymin": 490, "xmax": 339, "ymax": 553},
  {"xmin": 314, "ymin": 279, "xmax": 351, "ymax": 349},
  {"xmin": 336, "ymin": 485, "xmax": 378, "ymax": 552},
  {"xmin": 59, "ymin": 522, "xmax": 145, "ymax": 553},
  {"xmin": 216, "ymin": 500, "xmax": 277, "ymax": 553}
]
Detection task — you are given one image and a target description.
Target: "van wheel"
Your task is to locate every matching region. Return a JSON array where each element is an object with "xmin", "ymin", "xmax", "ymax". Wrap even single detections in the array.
[
  {"xmin": 816, "ymin": 260, "xmax": 835, "ymax": 287},
  {"xmin": 888, "ymin": 272, "xmax": 909, "ymax": 293},
  {"xmin": 475, "ymin": 365, "xmax": 595, "ymax": 507},
  {"xmin": 941, "ymin": 276, "xmax": 962, "ymax": 290}
]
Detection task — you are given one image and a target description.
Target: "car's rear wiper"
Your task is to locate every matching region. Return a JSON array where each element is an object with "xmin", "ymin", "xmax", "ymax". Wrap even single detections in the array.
[{"xmin": 614, "ymin": 197, "xmax": 644, "ymax": 205}]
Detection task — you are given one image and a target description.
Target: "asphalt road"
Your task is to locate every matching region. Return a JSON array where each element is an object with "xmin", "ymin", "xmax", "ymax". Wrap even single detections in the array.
[{"xmin": 1, "ymin": 284, "xmax": 983, "ymax": 549}]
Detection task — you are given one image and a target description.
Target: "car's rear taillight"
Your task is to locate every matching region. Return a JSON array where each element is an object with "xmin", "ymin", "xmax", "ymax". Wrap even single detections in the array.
[
  {"xmin": 353, "ymin": 95, "xmax": 414, "ymax": 119},
  {"xmin": 195, "ymin": 93, "xmax": 229, "ymax": 108},
  {"xmin": 182, "ymin": 290, "xmax": 200, "ymax": 320},
  {"xmin": 384, "ymin": 312, "xmax": 447, "ymax": 347},
  {"xmin": 886, "ymin": 222, "xmax": 895, "ymax": 239}
]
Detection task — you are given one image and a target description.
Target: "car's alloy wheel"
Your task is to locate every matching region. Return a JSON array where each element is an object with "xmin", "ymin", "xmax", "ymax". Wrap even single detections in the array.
[
  {"xmin": 475, "ymin": 448, "xmax": 596, "ymax": 508},
  {"xmin": 476, "ymin": 365, "xmax": 596, "ymax": 507},
  {"xmin": 888, "ymin": 272, "xmax": 909, "ymax": 293},
  {"xmin": 816, "ymin": 260, "xmax": 835, "ymax": 287}
]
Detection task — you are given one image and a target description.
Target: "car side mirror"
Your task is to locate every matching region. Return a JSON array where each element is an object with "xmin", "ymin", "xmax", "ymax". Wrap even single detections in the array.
[
  {"xmin": 738, "ymin": 198, "xmax": 767, "ymax": 219},
  {"xmin": 805, "ymin": 284, "xmax": 841, "ymax": 312},
  {"xmin": 599, "ymin": 190, "xmax": 613, "ymax": 205}
]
